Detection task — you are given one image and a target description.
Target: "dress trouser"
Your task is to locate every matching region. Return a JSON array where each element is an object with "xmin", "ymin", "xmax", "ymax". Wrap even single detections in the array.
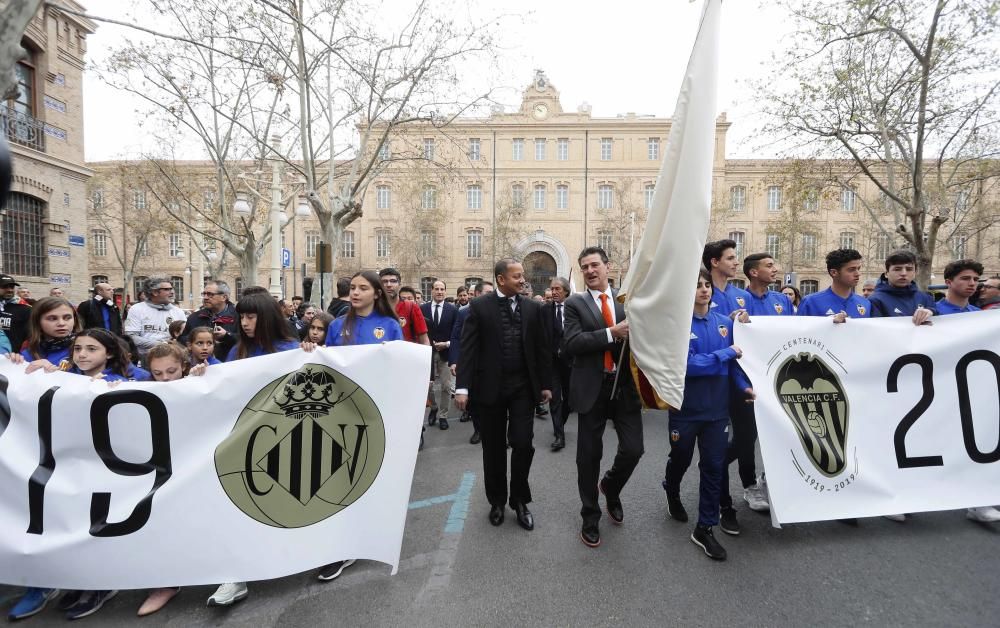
[
  {"xmin": 576, "ymin": 376, "xmax": 644, "ymax": 527},
  {"xmin": 429, "ymin": 354, "xmax": 454, "ymax": 419},
  {"xmin": 476, "ymin": 378, "xmax": 535, "ymax": 506},
  {"xmin": 663, "ymin": 417, "xmax": 729, "ymax": 527},
  {"xmin": 549, "ymin": 356, "xmax": 572, "ymax": 439},
  {"xmin": 720, "ymin": 399, "xmax": 757, "ymax": 509}
]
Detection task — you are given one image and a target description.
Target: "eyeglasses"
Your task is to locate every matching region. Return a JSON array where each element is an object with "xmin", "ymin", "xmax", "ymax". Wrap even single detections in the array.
[
  {"xmin": 382, "ymin": 278, "xmax": 400, "ymax": 284},
  {"xmin": 155, "ymin": 286, "xmax": 174, "ymax": 292},
  {"xmin": 201, "ymin": 291, "xmax": 224, "ymax": 297}
]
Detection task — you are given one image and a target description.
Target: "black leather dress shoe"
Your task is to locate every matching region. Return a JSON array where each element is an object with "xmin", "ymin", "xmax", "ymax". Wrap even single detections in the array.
[
  {"xmin": 551, "ymin": 436, "xmax": 565, "ymax": 451},
  {"xmin": 459, "ymin": 412, "xmax": 471, "ymax": 423},
  {"xmin": 599, "ymin": 478, "xmax": 624, "ymax": 525},
  {"xmin": 469, "ymin": 430, "xmax": 481, "ymax": 444},
  {"xmin": 439, "ymin": 417, "xmax": 449, "ymax": 430},
  {"xmin": 489, "ymin": 505, "xmax": 504, "ymax": 526},
  {"xmin": 580, "ymin": 525, "xmax": 601, "ymax": 548},
  {"xmin": 511, "ymin": 503, "xmax": 534, "ymax": 530},
  {"xmin": 427, "ymin": 410, "xmax": 437, "ymax": 426}
]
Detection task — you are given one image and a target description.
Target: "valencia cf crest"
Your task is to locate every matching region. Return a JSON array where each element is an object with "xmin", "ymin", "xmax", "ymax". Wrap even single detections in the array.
[
  {"xmin": 215, "ymin": 365, "xmax": 386, "ymax": 528},
  {"xmin": 856, "ymin": 304, "xmax": 866, "ymax": 316},
  {"xmin": 373, "ymin": 326, "xmax": 386, "ymax": 340},
  {"xmin": 398, "ymin": 316, "xmax": 407, "ymax": 328},
  {"xmin": 774, "ymin": 303, "xmax": 784, "ymax": 314},
  {"xmin": 717, "ymin": 325, "xmax": 728, "ymax": 338},
  {"xmin": 670, "ymin": 430, "xmax": 680, "ymax": 442},
  {"xmin": 736, "ymin": 297, "xmax": 746, "ymax": 308},
  {"xmin": 774, "ymin": 353, "xmax": 849, "ymax": 478}
]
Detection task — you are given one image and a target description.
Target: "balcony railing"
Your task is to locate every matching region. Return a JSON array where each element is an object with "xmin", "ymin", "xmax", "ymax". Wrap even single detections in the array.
[{"xmin": 1, "ymin": 107, "xmax": 46, "ymax": 152}]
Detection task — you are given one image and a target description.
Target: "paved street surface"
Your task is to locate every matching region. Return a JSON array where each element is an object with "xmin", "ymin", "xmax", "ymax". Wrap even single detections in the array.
[{"xmin": 3, "ymin": 409, "xmax": 997, "ymax": 627}]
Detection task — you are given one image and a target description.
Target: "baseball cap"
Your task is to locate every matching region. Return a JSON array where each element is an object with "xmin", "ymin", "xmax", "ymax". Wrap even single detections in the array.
[{"xmin": 0, "ymin": 274, "xmax": 19, "ymax": 286}]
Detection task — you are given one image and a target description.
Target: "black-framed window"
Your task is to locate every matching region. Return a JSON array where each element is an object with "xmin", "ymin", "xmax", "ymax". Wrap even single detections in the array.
[{"xmin": 1, "ymin": 192, "xmax": 46, "ymax": 277}]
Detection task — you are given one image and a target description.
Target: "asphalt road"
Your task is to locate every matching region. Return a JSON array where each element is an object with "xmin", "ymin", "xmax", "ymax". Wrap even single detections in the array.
[{"xmin": 3, "ymin": 409, "xmax": 997, "ymax": 627}]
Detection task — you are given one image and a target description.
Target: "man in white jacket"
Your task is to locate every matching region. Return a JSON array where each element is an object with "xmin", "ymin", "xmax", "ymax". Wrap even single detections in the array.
[{"xmin": 124, "ymin": 277, "xmax": 186, "ymax": 362}]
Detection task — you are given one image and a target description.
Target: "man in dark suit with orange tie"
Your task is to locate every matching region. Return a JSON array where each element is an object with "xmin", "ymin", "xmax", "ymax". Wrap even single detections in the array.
[
  {"xmin": 562, "ymin": 246, "xmax": 644, "ymax": 548},
  {"xmin": 455, "ymin": 259, "xmax": 552, "ymax": 531}
]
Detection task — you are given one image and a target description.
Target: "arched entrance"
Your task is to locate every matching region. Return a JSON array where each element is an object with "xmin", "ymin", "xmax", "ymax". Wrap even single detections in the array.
[{"xmin": 523, "ymin": 250, "xmax": 557, "ymax": 296}]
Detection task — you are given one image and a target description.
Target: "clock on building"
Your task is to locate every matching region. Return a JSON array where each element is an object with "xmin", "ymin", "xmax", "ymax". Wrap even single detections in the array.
[{"xmin": 532, "ymin": 103, "xmax": 549, "ymax": 120}]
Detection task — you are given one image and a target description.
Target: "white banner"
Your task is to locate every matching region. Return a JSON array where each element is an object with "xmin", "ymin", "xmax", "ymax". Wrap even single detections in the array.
[
  {"xmin": 0, "ymin": 342, "xmax": 430, "ymax": 589},
  {"xmin": 737, "ymin": 312, "xmax": 1000, "ymax": 525}
]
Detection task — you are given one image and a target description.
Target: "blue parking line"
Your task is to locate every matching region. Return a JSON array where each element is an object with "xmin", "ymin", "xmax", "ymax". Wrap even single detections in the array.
[
  {"xmin": 408, "ymin": 494, "xmax": 459, "ymax": 510},
  {"xmin": 444, "ymin": 472, "xmax": 475, "ymax": 534}
]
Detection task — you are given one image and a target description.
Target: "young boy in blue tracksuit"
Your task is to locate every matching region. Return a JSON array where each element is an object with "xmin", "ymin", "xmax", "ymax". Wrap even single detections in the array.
[
  {"xmin": 662, "ymin": 270, "xmax": 754, "ymax": 562},
  {"xmin": 797, "ymin": 248, "xmax": 872, "ymax": 321},
  {"xmin": 868, "ymin": 249, "xmax": 937, "ymax": 323}
]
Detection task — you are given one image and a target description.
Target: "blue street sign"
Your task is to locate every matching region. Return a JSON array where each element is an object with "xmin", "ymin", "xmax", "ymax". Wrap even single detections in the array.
[
  {"xmin": 281, "ymin": 248, "xmax": 291, "ymax": 268},
  {"xmin": 68, "ymin": 234, "xmax": 85, "ymax": 247}
]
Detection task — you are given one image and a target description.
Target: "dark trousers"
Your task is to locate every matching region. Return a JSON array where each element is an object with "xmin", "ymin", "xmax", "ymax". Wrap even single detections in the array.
[
  {"xmin": 720, "ymin": 400, "xmax": 758, "ymax": 509},
  {"xmin": 549, "ymin": 356, "xmax": 572, "ymax": 439},
  {"xmin": 576, "ymin": 377, "xmax": 644, "ymax": 527},
  {"xmin": 663, "ymin": 417, "xmax": 729, "ymax": 527},
  {"xmin": 476, "ymin": 381, "xmax": 535, "ymax": 506}
]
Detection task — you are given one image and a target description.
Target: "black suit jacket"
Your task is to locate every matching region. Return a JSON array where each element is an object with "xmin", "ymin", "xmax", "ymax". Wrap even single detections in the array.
[
  {"xmin": 456, "ymin": 293, "xmax": 552, "ymax": 405},
  {"xmin": 420, "ymin": 300, "xmax": 458, "ymax": 360},
  {"xmin": 540, "ymin": 300, "xmax": 567, "ymax": 357},
  {"xmin": 77, "ymin": 297, "xmax": 123, "ymax": 336},
  {"xmin": 562, "ymin": 289, "xmax": 639, "ymax": 415}
]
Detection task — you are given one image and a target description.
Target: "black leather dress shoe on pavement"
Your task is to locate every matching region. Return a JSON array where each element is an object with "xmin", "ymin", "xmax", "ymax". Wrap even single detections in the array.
[
  {"xmin": 489, "ymin": 505, "xmax": 504, "ymax": 526},
  {"xmin": 469, "ymin": 430, "xmax": 481, "ymax": 444},
  {"xmin": 580, "ymin": 525, "xmax": 601, "ymax": 548},
  {"xmin": 511, "ymin": 503, "xmax": 534, "ymax": 530},
  {"xmin": 551, "ymin": 436, "xmax": 565, "ymax": 451},
  {"xmin": 438, "ymin": 417, "xmax": 449, "ymax": 430},
  {"xmin": 427, "ymin": 410, "xmax": 437, "ymax": 427},
  {"xmin": 599, "ymin": 478, "xmax": 624, "ymax": 525}
]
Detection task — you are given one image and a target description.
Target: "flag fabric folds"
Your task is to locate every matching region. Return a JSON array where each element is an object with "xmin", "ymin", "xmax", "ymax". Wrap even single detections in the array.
[{"xmin": 617, "ymin": 0, "xmax": 722, "ymax": 411}]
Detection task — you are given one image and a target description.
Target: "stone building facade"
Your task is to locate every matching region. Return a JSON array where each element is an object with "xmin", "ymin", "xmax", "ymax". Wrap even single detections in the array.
[
  {"xmin": 86, "ymin": 73, "xmax": 999, "ymax": 307},
  {"xmin": 2, "ymin": 1, "xmax": 95, "ymax": 303}
]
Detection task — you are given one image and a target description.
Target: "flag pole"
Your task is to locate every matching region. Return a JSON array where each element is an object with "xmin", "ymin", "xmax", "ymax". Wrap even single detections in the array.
[{"xmin": 609, "ymin": 292, "xmax": 631, "ymax": 399}]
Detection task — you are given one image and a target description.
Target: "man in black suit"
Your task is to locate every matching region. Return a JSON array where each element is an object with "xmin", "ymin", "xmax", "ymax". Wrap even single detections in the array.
[
  {"xmin": 541, "ymin": 276, "xmax": 572, "ymax": 451},
  {"xmin": 77, "ymin": 282, "xmax": 123, "ymax": 336},
  {"xmin": 421, "ymin": 280, "xmax": 459, "ymax": 430},
  {"xmin": 455, "ymin": 259, "xmax": 552, "ymax": 530},
  {"xmin": 563, "ymin": 246, "xmax": 644, "ymax": 548}
]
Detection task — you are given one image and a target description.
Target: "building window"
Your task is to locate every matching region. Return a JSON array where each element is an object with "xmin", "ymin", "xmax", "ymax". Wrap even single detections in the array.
[
  {"xmin": 133, "ymin": 276, "xmax": 149, "ymax": 300},
  {"xmin": 375, "ymin": 229, "xmax": 391, "ymax": 258},
  {"xmin": 956, "ymin": 190, "xmax": 970, "ymax": 214},
  {"xmin": 802, "ymin": 234, "xmax": 817, "ymax": 261},
  {"xmin": 534, "ymin": 184, "xmax": 546, "ymax": 210},
  {"xmin": 134, "ymin": 190, "xmax": 146, "ymax": 210},
  {"xmin": 420, "ymin": 277, "xmax": 436, "ymax": 297},
  {"xmin": 839, "ymin": 231, "xmax": 855, "ymax": 250},
  {"xmin": 91, "ymin": 229, "xmax": 107, "ymax": 256},
  {"xmin": 648, "ymin": 138, "xmax": 660, "ymax": 160},
  {"xmin": 600, "ymin": 137, "xmax": 612, "ymax": 160},
  {"xmin": 875, "ymin": 232, "xmax": 892, "ymax": 261},
  {"xmin": 535, "ymin": 138, "xmax": 546, "ymax": 160},
  {"xmin": 512, "ymin": 184, "xmax": 525, "ymax": 209},
  {"xmin": 170, "ymin": 276, "xmax": 184, "ymax": 299},
  {"xmin": 465, "ymin": 276, "xmax": 483, "ymax": 289},
  {"xmin": 800, "ymin": 279, "xmax": 819, "ymax": 295},
  {"xmin": 512, "ymin": 138, "xmax": 524, "ymax": 161},
  {"xmin": 467, "ymin": 229, "xmax": 483, "ymax": 258},
  {"xmin": 644, "ymin": 184, "xmax": 656, "ymax": 210},
  {"xmin": 376, "ymin": 185, "xmax": 391, "ymax": 210},
  {"xmin": 841, "ymin": 188, "xmax": 856, "ymax": 212},
  {"xmin": 1, "ymin": 192, "xmax": 46, "ymax": 277},
  {"xmin": 420, "ymin": 230, "xmax": 437, "ymax": 258},
  {"xmin": 92, "ymin": 189, "xmax": 104, "ymax": 209},
  {"xmin": 422, "ymin": 138, "xmax": 435, "ymax": 160},
  {"xmin": 556, "ymin": 184, "xmax": 569, "ymax": 210},
  {"xmin": 953, "ymin": 232, "xmax": 967, "ymax": 259},
  {"xmin": 91, "ymin": 275, "xmax": 109, "ymax": 286},
  {"xmin": 728, "ymin": 231, "xmax": 745, "ymax": 260},
  {"xmin": 803, "ymin": 188, "xmax": 819, "ymax": 212},
  {"xmin": 138, "ymin": 237, "xmax": 149, "ymax": 257},
  {"xmin": 730, "ymin": 279, "xmax": 746, "ymax": 289},
  {"xmin": 597, "ymin": 184, "xmax": 614, "ymax": 210},
  {"xmin": 766, "ymin": 233, "xmax": 780, "ymax": 258},
  {"xmin": 767, "ymin": 186, "xmax": 781, "ymax": 212},
  {"xmin": 306, "ymin": 231, "xmax": 320, "ymax": 257},
  {"xmin": 468, "ymin": 138, "xmax": 480, "ymax": 161},
  {"xmin": 467, "ymin": 184, "xmax": 482, "ymax": 210},
  {"xmin": 203, "ymin": 191, "xmax": 215, "ymax": 210},
  {"xmin": 597, "ymin": 230, "xmax": 613, "ymax": 254},
  {"xmin": 421, "ymin": 186, "xmax": 437, "ymax": 210},
  {"xmin": 730, "ymin": 185, "xmax": 747, "ymax": 212},
  {"xmin": 12, "ymin": 60, "xmax": 34, "ymax": 116},
  {"xmin": 557, "ymin": 138, "xmax": 569, "ymax": 160},
  {"xmin": 169, "ymin": 232, "xmax": 183, "ymax": 257},
  {"xmin": 341, "ymin": 231, "xmax": 355, "ymax": 258},
  {"xmin": 378, "ymin": 141, "xmax": 390, "ymax": 161}
]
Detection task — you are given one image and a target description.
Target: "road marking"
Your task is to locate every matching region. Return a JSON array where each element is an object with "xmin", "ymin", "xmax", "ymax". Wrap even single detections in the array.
[
  {"xmin": 413, "ymin": 471, "xmax": 476, "ymax": 605},
  {"xmin": 408, "ymin": 470, "xmax": 475, "ymax": 534}
]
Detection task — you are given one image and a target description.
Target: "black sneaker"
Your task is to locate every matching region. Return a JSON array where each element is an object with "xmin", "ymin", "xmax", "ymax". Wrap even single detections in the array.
[
  {"xmin": 317, "ymin": 559, "xmax": 357, "ymax": 581},
  {"xmin": 662, "ymin": 480, "xmax": 688, "ymax": 522},
  {"xmin": 57, "ymin": 590, "xmax": 84, "ymax": 612},
  {"xmin": 720, "ymin": 507, "xmax": 740, "ymax": 536},
  {"xmin": 691, "ymin": 526, "xmax": 727, "ymax": 561},
  {"xmin": 65, "ymin": 590, "xmax": 118, "ymax": 620},
  {"xmin": 427, "ymin": 410, "xmax": 437, "ymax": 426}
]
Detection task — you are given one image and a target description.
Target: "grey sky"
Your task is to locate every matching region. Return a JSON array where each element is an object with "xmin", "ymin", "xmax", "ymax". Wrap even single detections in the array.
[{"xmin": 81, "ymin": 0, "xmax": 787, "ymax": 162}]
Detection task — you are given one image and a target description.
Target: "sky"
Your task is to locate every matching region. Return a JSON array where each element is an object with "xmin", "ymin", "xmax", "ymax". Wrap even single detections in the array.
[{"xmin": 81, "ymin": 0, "xmax": 789, "ymax": 162}]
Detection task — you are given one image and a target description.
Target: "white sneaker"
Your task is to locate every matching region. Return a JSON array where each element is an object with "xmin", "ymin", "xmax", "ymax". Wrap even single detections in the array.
[
  {"xmin": 883, "ymin": 513, "xmax": 907, "ymax": 522},
  {"xmin": 967, "ymin": 506, "xmax": 1000, "ymax": 523},
  {"xmin": 207, "ymin": 582, "xmax": 248, "ymax": 607},
  {"xmin": 743, "ymin": 483, "xmax": 769, "ymax": 512}
]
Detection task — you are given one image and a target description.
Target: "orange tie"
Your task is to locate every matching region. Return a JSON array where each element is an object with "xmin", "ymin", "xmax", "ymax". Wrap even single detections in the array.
[{"xmin": 600, "ymin": 293, "xmax": 615, "ymax": 372}]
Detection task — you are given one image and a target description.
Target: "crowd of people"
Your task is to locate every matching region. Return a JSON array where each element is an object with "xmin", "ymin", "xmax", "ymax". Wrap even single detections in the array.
[{"xmin": 0, "ymin": 240, "xmax": 997, "ymax": 620}]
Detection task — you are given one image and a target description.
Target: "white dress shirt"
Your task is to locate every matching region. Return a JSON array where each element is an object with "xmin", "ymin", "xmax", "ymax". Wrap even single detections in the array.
[{"xmin": 587, "ymin": 286, "xmax": 616, "ymax": 344}]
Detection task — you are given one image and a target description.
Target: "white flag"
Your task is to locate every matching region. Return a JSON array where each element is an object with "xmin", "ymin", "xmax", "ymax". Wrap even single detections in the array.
[{"xmin": 618, "ymin": 0, "xmax": 722, "ymax": 410}]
